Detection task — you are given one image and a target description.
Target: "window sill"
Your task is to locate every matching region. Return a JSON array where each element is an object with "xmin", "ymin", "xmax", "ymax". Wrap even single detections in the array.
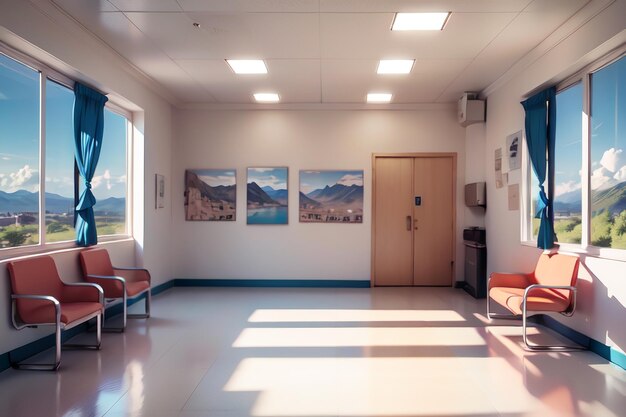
[
  {"xmin": 520, "ymin": 240, "xmax": 626, "ymax": 263},
  {"xmin": 0, "ymin": 236, "xmax": 133, "ymax": 262}
]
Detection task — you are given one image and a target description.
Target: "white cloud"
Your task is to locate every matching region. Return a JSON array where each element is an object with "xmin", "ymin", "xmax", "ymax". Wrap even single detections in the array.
[
  {"xmin": 614, "ymin": 165, "xmax": 626, "ymax": 182},
  {"xmin": 91, "ymin": 170, "xmax": 118, "ymax": 191},
  {"xmin": 555, "ymin": 180, "xmax": 581, "ymax": 196},
  {"xmin": 591, "ymin": 166, "xmax": 618, "ymax": 191},
  {"xmin": 304, "ymin": 171, "xmax": 320, "ymax": 174},
  {"xmin": 250, "ymin": 168, "xmax": 274, "ymax": 173},
  {"xmin": 199, "ymin": 175, "xmax": 235, "ymax": 187},
  {"xmin": 599, "ymin": 148, "xmax": 625, "ymax": 173},
  {"xmin": 1, "ymin": 157, "xmax": 9, "ymax": 161},
  {"xmin": 337, "ymin": 174, "xmax": 363, "ymax": 186},
  {"xmin": 0, "ymin": 165, "xmax": 38, "ymax": 192}
]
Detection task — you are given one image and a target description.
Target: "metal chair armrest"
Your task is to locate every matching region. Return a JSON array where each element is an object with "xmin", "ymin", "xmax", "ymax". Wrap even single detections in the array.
[
  {"xmin": 112, "ymin": 267, "xmax": 151, "ymax": 283},
  {"xmin": 64, "ymin": 282, "xmax": 104, "ymax": 305},
  {"xmin": 522, "ymin": 284, "xmax": 577, "ymax": 314},
  {"xmin": 10, "ymin": 294, "xmax": 61, "ymax": 329}
]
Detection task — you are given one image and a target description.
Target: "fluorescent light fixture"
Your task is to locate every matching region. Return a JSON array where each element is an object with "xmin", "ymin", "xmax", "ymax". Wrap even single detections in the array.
[
  {"xmin": 226, "ymin": 59, "xmax": 268, "ymax": 74},
  {"xmin": 367, "ymin": 93, "xmax": 392, "ymax": 103},
  {"xmin": 377, "ymin": 59, "xmax": 415, "ymax": 74},
  {"xmin": 391, "ymin": 12, "xmax": 450, "ymax": 31},
  {"xmin": 254, "ymin": 93, "xmax": 280, "ymax": 103}
]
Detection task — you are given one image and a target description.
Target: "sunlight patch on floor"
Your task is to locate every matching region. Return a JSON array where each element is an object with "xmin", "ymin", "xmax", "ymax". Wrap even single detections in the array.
[
  {"xmin": 233, "ymin": 327, "xmax": 486, "ymax": 348},
  {"xmin": 248, "ymin": 309, "xmax": 466, "ymax": 322}
]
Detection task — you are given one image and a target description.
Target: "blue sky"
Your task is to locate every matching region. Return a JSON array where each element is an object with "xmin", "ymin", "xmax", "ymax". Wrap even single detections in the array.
[
  {"xmin": 0, "ymin": 53, "xmax": 127, "ymax": 201},
  {"xmin": 300, "ymin": 170, "xmax": 363, "ymax": 194},
  {"xmin": 247, "ymin": 167, "xmax": 287, "ymax": 190},
  {"xmin": 553, "ymin": 56, "xmax": 624, "ymax": 198}
]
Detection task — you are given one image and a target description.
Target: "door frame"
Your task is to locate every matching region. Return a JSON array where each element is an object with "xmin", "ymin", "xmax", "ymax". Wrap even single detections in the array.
[{"xmin": 371, "ymin": 153, "xmax": 457, "ymax": 287}]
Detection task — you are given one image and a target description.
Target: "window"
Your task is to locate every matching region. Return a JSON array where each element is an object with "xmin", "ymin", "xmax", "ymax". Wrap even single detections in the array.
[
  {"xmin": 590, "ymin": 56, "xmax": 626, "ymax": 249},
  {"xmin": 0, "ymin": 53, "xmax": 40, "ymax": 248},
  {"xmin": 554, "ymin": 82, "xmax": 583, "ymax": 244},
  {"xmin": 524, "ymin": 52, "xmax": 625, "ymax": 255},
  {"xmin": 92, "ymin": 109, "xmax": 128, "ymax": 237},
  {"xmin": 45, "ymin": 79, "xmax": 76, "ymax": 243},
  {"xmin": 0, "ymin": 47, "xmax": 131, "ymax": 252}
]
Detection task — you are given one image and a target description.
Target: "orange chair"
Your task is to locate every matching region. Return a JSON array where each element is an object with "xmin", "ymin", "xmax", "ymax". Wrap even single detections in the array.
[
  {"xmin": 487, "ymin": 252, "xmax": 585, "ymax": 351},
  {"xmin": 7, "ymin": 256, "xmax": 104, "ymax": 370},
  {"xmin": 79, "ymin": 248, "xmax": 151, "ymax": 331}
]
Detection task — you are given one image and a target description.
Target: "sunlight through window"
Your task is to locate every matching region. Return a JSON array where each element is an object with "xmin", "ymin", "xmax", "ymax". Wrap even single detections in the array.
[{"xmin": 248, "ymin": 309, "xmax": 465, "ymax": 322}]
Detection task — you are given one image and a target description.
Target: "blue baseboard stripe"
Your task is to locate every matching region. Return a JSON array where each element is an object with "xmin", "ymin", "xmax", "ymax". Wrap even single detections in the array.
[
  {"xmin": 537, "ymin": 314, "xmax": 626, "ymax": 370},
  {"xmin": 174, "ymin": 278, "xmax": 371, "ymax": 288}
]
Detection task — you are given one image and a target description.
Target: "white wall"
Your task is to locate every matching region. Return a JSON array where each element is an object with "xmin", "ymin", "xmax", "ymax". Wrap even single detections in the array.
[
  {"xmin": 477, "ymin": 1, "xmax": 626, "ymax": 352},
  {"xmin": 172, "ymin": 108, "xmax": 467, "ymax": 281},
  {"xmin": 0, "ymin": 1, "xmax": 173, "ymax": 354}
]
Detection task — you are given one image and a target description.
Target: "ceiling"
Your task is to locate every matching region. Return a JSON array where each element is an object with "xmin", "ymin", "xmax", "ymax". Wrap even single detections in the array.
[{"xmin": 51, "ymin": 0, "xmax": 591, "ymax": 106}]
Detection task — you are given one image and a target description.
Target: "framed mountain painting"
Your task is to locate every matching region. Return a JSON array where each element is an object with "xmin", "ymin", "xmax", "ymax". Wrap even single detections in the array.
[
  {"xmin": 247, "ymin": 167, "xmax": 288, "ymax": 225},
  {"xmin": 184, "ymin": 169, "xmax": 236, "ymax": 221},
  {"xmin": 299, "ymin": 170, "xmax": 363, "ymax": 223}
]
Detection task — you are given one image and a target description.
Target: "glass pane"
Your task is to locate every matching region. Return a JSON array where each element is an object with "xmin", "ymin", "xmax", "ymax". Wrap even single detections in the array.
[
  {"xmin": 590, "ymin": 56, "xmax": 626, "ymax": 249},
  {"xmin": 530, "ymin": 170, "xmax": 540, "ymax": 240},
  {"xmin": 554, "ymin": 83, "xmax": 583, "ymax": 244},
  {"xmin": 45, "ymin": 79, "xmax": 76, "ymax": 242},
  {"xmin": 0, "ymin": 54, "xmax": 40, "ymax": 248},
  {"xmin": 91, "ymin": 109, "xmax": 127, "ymax": 236}
]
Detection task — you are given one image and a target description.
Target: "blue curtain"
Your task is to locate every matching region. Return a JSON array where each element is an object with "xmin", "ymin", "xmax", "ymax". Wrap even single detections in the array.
[
  {"xmin": 73, "ymin": 82, "xmax": 108, "ymax": 246},
  {"xmin": 521, "ymin": 87, "xmax": 556, "ymax": 249}
]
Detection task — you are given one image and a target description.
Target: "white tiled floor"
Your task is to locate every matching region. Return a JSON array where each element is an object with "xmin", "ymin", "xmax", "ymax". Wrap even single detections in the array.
[{"xmin": 0, "ymin": 287, "xmax": 624, "ymax": 417}]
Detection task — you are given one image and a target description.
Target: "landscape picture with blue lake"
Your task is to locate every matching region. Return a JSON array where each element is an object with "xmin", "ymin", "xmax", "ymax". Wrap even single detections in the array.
[{"xmin": 247, "ymin": 167, "xmax": 288, "ymax": 225}]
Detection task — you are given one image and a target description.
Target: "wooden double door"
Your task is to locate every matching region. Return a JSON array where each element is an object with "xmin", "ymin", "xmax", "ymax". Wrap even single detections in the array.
[{"xmin": 372, "ymin": 154, "xmax": 456, "ymax": 286}]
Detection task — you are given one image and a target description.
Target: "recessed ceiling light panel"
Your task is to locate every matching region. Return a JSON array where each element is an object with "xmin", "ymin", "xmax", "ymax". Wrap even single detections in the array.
[
  {"xmin": 254, "ymin": 93, "xmax": 280, "ymax": 103},
  {"xmin": 367, "ymin": 93, "xmax": 393, "ymax": 103},
  {"xmin": 226, "ymin": 60, "xmax": 268, "ymax": 74},
  {"xmin": 391, "ymin": 12, "xmax": 450, "ymax": 31},
  {"xmin": 377, "ymin": 60, "xmax": 415, "ymax": 74}
]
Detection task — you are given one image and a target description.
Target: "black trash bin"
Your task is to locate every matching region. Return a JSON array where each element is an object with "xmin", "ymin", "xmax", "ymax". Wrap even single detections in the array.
[{"xmin": 462, "ymin": 228, "xmax": 486, "ymax": 298}]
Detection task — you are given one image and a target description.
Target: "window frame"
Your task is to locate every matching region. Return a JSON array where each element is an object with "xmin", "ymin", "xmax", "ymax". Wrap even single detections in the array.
[
  {"xmin": 522, "ymin": 46, "xmax": 626, "ymax": 262},
  {"xmin": 0, "ymin": 43, "xmax": 133, "ymax": 258}
]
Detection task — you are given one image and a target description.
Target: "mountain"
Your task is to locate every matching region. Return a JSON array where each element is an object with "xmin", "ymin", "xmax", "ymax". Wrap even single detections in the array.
[
  {"xmin": 0, "ymin": 190, "xmax": 125, "ymax": 214},
  {"xmin": 306, "ymin": 183, "xmax": 363, "ymax": 206},
  {"xmin": 94, "ymin": 197, "xmax": 126, "ymax": 214},
  {"xmin": 185, "ymin": 171, "xmax": 236, "ymax": 203},
  {"xmin": 262, "ymin": 187, "xmax": 288, "ymax": 205},
  {"xmin": 553, "ymin": 181, "xmax": 626, "ymax": 215},
  {"xmin": 247, "ymin": 182, "xmax": 280, "ymax": 205},
  {"xmin": 299, "ymin": 191, "xmax": 322, "ymax": 208},
  {"xmin": 591, "ymin": 181, "xmax": 626, "ymax": 215}
]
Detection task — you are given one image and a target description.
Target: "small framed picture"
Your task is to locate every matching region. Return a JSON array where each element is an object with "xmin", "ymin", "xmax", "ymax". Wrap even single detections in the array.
[{"xmin": 155, "ymin": 174, "xmax": 165, "ymax": 209}]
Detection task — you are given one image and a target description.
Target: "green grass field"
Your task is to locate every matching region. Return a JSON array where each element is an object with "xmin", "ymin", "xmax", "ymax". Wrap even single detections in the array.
[{"xmin": 0, "ymin": 217, "xmax": 125, "ymax": 248}]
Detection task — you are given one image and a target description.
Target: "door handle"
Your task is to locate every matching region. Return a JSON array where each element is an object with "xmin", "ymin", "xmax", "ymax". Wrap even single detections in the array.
[
  {"xmin": 406, "ymin": 216, "xmax": 412, "ymax": 231},
  {"xmin": 414, "ymin": 218, "xmax": 419, "ymax": 230}
]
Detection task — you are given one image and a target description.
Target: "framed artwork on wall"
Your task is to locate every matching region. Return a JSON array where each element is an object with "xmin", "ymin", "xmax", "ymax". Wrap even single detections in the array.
[
  {"xmin": 184, "ymin": 169, "xmax": 236, "ymax": 221},
  {"xmin": 247, "ymin": 167, "xmax": 288, "ymax": 225},
  {"xmin": 155, "ymin": 174, "xmax": 165, "ymax": 209},
  {"xmin": 299, "ymin": 170, "xmax": 364, "ymax": 223}
]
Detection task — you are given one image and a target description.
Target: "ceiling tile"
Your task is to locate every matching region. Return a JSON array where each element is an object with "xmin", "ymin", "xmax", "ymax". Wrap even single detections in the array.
[
  {"xmin": 53, "ymin": 0, "xmax": 117, "ymax": 12},
  {"xmin": 106, "ymin": 0, "xmax": 182, "ymax": 12},
  {"xmin": 320, "ymin": 0, "xmax": 533, "ymax": 13},
  {"xmin": 319, "ymin": 12, "xmax": 517, "ymax": 60},
  {"xmin": 176, "ymin": 59, "xmax": 321, "ymax": 103},
  {"xmin": 179, "ymin": 0, "xmax": 319, "ymax": 13},
  {"xmin": 125, "ymin": 12, "xmax": 320, "ymax": 60},
  {"xmin": 321, "ymin": 59, "xmax": 470, "ymax": 103}
]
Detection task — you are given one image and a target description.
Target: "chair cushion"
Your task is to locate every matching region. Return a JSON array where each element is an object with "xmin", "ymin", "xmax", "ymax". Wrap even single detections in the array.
[
  {"xmin": 126, "ymin": 280, "xmax": 150, "ymax": 297},
  {"xmin": 489, "ymin": 287, "xmax": 571, "ymax": 315},
  {"xmin": 79, "ymin": 249, "xmax": 115, "ymax": 277},
  {"xmin": 533, "ymin": 253, "xmax": 579, "ymax": 300},
  {"xmin": 19, "ymin": 301, "xmax": 102, "ymax": 325},
  {"xmin": 7, "ymin": 256, "xmax": 64, "ymax": 299}
]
